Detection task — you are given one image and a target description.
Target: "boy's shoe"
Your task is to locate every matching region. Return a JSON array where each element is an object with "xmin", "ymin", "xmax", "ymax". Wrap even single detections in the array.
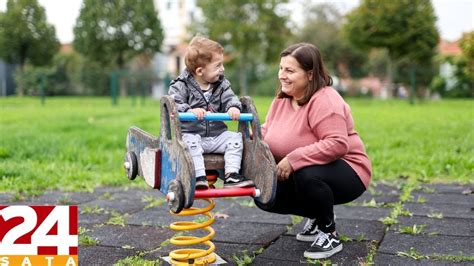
[
  {"xmin": 223, "ymin": 173, "xmax": 254, "ymax": 188},
  {"xmin": 296, "ymin": 218, "xmax": 320, "ymax": 242},
  {"xmin": 303, "ymin": 231, "xmax": 343, "ymax": 259},
  {"xmin": 195, "ymin": 176, "xmax": 209, "ymax": 190}
]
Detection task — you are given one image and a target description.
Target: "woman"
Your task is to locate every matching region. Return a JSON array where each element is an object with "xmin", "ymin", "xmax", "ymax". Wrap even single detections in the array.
[{"xmin": 259, "ymin": 43, "xmax": 371, "ymax": 259}]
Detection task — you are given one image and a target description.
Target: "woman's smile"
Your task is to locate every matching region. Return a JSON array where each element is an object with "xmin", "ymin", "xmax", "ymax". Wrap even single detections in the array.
[{"xmin": 279, "ymin": 55, "xmax": 310, "ymax": 100}]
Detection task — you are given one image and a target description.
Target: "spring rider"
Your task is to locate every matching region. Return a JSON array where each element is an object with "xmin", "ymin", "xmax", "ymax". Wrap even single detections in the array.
[{"xmin": 124, "ymin": 95, "xmax": 277, "ymax": 265}]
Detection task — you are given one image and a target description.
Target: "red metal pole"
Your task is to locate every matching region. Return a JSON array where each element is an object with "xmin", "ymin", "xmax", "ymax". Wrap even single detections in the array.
[{"xmin": 194, "ymin": 187, "xmax": 257, "ymax": 198}]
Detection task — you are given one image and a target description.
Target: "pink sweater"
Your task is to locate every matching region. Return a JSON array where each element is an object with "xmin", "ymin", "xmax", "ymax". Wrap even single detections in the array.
[{"xmin": 262, "ymin": 86, "xmax": 371, "ymax": 188}]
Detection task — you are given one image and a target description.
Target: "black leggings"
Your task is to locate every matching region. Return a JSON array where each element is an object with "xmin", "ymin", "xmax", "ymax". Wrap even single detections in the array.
[{"xmin": 257, "ymin": 159, "xmax": 366, "ymax": 233}]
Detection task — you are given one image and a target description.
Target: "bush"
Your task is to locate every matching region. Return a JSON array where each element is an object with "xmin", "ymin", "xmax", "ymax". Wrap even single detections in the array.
[
  {"xmin": 14, "ymin": 66, "xmax": 55, "ymax": 96},
  {"xmin": 430, "ymin": 56, "xmax": 473, "ymax": 98},
  {"xmin": 250, "ymin": 64, "xmax": 279, "ymax": 96},
  {"xmin": 12, "ymin": 52, "xmax": 112, "ymax": 96},
  {"xmin": 430, "ymin": 75, "xmax": 446, "ymax": 96}
]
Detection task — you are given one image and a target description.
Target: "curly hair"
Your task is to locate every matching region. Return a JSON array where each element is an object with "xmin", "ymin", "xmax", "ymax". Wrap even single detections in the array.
[{"xmin": 185, "ymin": 36, "xmax": 224, "ymax": 74}]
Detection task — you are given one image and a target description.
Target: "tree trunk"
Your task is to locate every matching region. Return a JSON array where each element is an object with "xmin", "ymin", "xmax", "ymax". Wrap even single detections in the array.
[
  {"xmin": 385, "ymin": 57, "xmax": 394, "ymax": 99},
  {"xmin": 238, "ymin": 58, "xmax": 248, "ymax": 96},
  {"xmin": 117, "ymin": 52, "xmax": 127, "ymax": 97},
  {"xmin": 16, "ymin": 46, "xmax": 28, "ymax": 96},
  {"xmin": 16, "ymin": 64, "xmax": 25, "ymax": 96},
  {"xmin": 409, "ymin": 65, "xmax": 416, "ymax": 104}
]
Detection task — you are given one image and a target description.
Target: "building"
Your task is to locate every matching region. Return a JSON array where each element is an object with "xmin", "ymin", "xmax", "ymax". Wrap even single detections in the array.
[
  {"xmin": 151, "ymin": 0, "xmax": 199, "ymax": 97},
  {"xmin": 438, "ymin": 39, "xmax": 462, "ymax": 91},
  {"xmin": 155, "ymin": 0, "xmax": 199, "ymax": 76}
]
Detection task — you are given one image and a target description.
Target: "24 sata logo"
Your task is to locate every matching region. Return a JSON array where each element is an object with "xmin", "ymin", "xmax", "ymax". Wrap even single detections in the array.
[{"xmin": 0, "ymin": 206, "xmax": 78, "ymax": 266}]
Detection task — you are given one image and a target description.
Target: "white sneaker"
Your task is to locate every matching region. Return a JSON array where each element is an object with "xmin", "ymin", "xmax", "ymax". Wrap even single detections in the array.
[{"xmin": 304, "ymin": 231, "xmax": 343, "ymax": 259}]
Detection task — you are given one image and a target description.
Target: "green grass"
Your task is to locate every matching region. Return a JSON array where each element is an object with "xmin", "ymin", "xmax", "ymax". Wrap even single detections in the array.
[
  {"xmin": 352, "ymin": 99, "xmax": 474, "ymax": 182},
  {"xmin": 0, "ymin": 97, "xmax": 161, "ymax": 196},
  {"xmin": 0, "ymin": 96, "xmax": 472, "ymax": 196}
]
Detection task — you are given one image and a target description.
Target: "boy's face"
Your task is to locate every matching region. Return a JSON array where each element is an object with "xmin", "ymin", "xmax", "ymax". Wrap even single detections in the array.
[{"xmin": 196, "ymin": 52, "xmax": 224, "ymax": 84}]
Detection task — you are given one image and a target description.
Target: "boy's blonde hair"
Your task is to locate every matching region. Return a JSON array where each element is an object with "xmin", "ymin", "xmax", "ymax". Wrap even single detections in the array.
[{"xmin": 185, "ymin": 36, "xmax": 224, "ymax": 74}]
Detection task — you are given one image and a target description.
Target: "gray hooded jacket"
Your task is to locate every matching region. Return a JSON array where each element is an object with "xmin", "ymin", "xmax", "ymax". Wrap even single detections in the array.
[{"xmin": 168, "ymin": 69, "xmax": 242, "ymax": 137}]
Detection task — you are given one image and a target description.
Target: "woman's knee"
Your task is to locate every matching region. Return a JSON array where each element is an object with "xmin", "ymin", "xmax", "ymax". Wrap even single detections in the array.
[
  {"xmin": 293, "ymin": 172, "xmax": 332, "ymax": 200},
  {"xmin": 295, "ymin": 166, "xmax": 325, "ymax": 181},
  {"xmin": 293, "ymin": 170, "xmax": 321, "ymax": 188}
]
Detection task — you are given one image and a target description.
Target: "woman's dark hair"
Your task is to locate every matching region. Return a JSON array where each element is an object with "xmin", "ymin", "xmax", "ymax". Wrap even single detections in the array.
[{"xmin": 277, "ymin": 43, "xmax": 333, "ymax": 105}]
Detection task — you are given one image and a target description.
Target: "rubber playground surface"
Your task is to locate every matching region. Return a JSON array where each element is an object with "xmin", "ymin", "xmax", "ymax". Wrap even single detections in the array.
[{"xmin": 0, "ymin": 182, "xmax": 472, "ymax": 265}]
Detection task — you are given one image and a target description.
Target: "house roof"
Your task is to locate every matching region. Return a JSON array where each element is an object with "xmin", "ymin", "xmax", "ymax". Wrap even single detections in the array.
[
  {"xmin": 60, "ymin": 43, "xmax": 73, "ymax": 54},
  {"xmin": 438, "ymin": 39, "xmax": 462, "ymax": 56}
]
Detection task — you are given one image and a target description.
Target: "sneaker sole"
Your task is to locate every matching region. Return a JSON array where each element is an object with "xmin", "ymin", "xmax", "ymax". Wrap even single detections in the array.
[
  {"xmin": 195, "ymin": 182, "xmax": 209, "ymax": 190},
  {"xmin": 303, "ymin": 244, "xmax": 343, "ymax": 259},
  {"xmin": 296, "ymin": 234, "xmax": 317, "ymax": 242},
  {"xmin": 223, "ymin": 180, "xmax": 255, "ymax": 188}
]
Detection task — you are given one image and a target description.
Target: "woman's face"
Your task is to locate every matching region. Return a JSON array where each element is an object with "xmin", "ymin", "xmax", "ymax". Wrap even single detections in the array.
[{"xmin": 278, "ymin": 55, "xmax": 311, "ymax": 100}]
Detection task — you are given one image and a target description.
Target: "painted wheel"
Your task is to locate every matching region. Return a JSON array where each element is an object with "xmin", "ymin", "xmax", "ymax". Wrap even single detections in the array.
[
  {"xmin": 124, "ymin": 151, "xmax": 138, "ymax": 180},
  {"xmin": 167, "ymin": 180, "xmax": 184, "ymax": 214}
]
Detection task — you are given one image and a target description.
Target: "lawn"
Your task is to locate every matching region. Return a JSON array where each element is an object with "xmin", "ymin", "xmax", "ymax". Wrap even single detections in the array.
[{"xmin": 0, "ymin": 96, "xmax": 472, "ymax": 196}]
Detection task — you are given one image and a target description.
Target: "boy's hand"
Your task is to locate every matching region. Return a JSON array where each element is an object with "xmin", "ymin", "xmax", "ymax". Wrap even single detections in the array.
[
  {"xmin": 190, "ymin": 108, "xmax": 207, "ymax": 120},
  {"xmin": 227, "ymin": 107, "xmax": 241, "ymax": 120}
]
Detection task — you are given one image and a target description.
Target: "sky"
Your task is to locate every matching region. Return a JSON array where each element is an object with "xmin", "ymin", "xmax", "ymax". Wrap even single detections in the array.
[{"xmin": 0, "ymin": 0, "xmax": 472, "ymax": 43}]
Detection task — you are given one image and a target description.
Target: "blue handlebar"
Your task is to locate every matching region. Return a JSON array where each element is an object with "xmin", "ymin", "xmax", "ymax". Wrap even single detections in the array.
[{"xmin": 178, "ymin": 113, "xmax": 254, "ymax": 121}]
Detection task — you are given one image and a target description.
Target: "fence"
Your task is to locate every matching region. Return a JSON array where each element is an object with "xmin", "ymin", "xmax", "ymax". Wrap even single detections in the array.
[{"xmin": 13, "ymin": 68, "xmax": 170, "ymax": 105}]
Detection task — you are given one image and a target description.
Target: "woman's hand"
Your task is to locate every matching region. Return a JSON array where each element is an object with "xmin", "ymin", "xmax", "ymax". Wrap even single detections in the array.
[
  {"xmin": 227, "ymin": 107, "xmax": 241, "ymax": 120},
  {"xmin": 277, "ymin": 157, "xmax": 293, "ymax": 181},
  {"xmin": 190, "ymin": 108, "xmax": 207, "ymax": 120}
]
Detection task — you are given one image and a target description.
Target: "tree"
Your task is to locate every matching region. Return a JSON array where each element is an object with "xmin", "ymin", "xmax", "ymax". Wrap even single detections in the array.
[
  {"xmin": 435, "ymin": 31, "xmax": 474, "ymax": 98},
  {"xmin": 459, "ymin": 31, "xmax": 474, "ymax": 85},
  {"xmin": 344, "ymin": 0, "xmax": 439, "ymax": 99},
  {"xmin": 0, "ymin": 0, "xmax": 59, "ymax": 96},
  {"xmin": 73, "ymin": 0, "xmax": 164, "ymax": 69},
  {"xmin": 429, "ymin": 32, "xmax": 474, "ymax": 99},
  {"xmin": 295, "ymin": 3, "xmax": 368, "ymax": 79},
  {"xmin": 195, "ymin": 0, "xmax": 290, "ymax": 95}
]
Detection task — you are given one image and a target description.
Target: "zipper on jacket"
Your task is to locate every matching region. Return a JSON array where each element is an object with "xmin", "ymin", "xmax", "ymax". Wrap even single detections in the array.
[
  {"xmin": 188, "ymin": 82, "xmax": 210, "ymax": 137},
  {"xmin": 205, "ymin": 102, "xmax": 210, "ymax": 137},
  {"xmin": 190, "ymin": 80, "xmax": 223, "ymax": 138}
]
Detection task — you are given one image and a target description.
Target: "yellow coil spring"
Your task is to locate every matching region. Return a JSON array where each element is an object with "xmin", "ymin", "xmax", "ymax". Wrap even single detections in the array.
[{"xmin": 169, "ymin": 197, "xmax": 216, "ymax": 265}]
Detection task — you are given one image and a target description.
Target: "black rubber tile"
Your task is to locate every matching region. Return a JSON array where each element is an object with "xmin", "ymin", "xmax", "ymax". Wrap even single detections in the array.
[
  {"xmin": 79, "ymin": 246, "xmax": 135, "ymax": 265},
  {"xmin": 378, "ymin": 230, "xmax": 474, "ymax": 256},
  {"xmin": 84, "ymin": 224, "xmax": 174, "ymax": 250},
  {"xmin": 374, "ymin": 252, "xmax": 473, "ymax": 265},
  {"xmin": 395, "ymin": 215, "xmax": 474, "ymax": 237},
  {"xmin": 403, "ymin": 202, "xmax": 473, "ymax": 219}
]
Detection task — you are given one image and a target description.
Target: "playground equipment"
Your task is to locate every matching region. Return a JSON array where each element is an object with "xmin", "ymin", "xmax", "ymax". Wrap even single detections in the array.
[{"xmin": 124, "ymin": 95, "xmax": 277, "ymax": 265}]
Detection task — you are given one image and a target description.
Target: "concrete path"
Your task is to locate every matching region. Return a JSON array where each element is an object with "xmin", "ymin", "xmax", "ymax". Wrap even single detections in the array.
[{"xmin": 1, "ymin": 182, "xmax": 472, "ymax": 265}]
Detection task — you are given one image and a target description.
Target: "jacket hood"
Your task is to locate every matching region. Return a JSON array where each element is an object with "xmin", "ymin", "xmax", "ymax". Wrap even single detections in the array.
[{"xmin": 170, "ymin": 69, "xmax": 228, "ymax": 91}]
